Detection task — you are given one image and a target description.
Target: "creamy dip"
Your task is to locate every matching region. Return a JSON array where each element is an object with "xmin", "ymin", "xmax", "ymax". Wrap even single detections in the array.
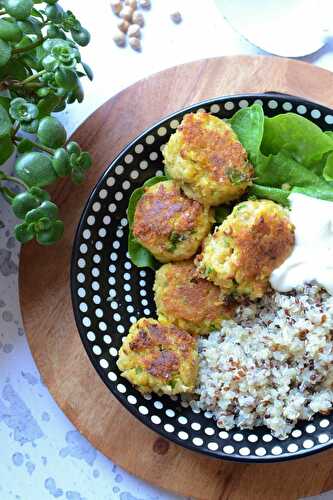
[{"xmin": 270, "ymin": 192, "xmax": 333, "ymax": 295}]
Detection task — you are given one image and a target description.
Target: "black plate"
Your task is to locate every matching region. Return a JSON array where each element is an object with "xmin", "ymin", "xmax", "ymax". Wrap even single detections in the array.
[{"xmin": 71, "ymin": 93, "xmax": 333, "ymax": 462}]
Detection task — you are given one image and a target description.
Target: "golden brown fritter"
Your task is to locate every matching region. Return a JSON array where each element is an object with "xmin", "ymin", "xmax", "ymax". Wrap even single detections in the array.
[
  {"xmin": 195, "ymin": 200, "xmax": 295, "ymax": 299},
  {"xmin": 132, "ymin": 180, "xmax": 213, "ymax": 262},
  {"xmin": 117, "ymin": 318, "xmax": 198, "ymax": 395},
  {"xmin": 154, "ymin": 260, "xmax": 235, "ymax": 335},
  {"xmin": 163, "ymin": 112, "xmax": 254, "ymax": 206}
]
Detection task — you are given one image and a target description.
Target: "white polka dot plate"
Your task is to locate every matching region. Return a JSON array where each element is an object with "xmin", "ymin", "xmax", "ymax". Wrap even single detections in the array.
[{"xmin": 71, "ymin": 93, "xmax": 333, "ymax": 462}]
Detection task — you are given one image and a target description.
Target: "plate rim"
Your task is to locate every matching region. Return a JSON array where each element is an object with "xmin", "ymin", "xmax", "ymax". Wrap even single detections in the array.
[{"xmin": 70, "ymin": 92, "xmax": 333, "ymax": 463}]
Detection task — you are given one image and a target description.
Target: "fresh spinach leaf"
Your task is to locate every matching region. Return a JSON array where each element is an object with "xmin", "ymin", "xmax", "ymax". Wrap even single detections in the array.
[
  {"xmin": 261, "ymin": 113, "xmax": 333, "ymax": 169},
  {"xmin": 292, "ymin": 185, "xmax": 333, "ymax": 202},
  {"xmin": 248, "ymin": 184, "xmax": 290, "ymax": 207},
  {"xmin": 323, "ymin": 151, "xmax": 333, "ymax": 181},
  {"xmin": 255, "ymin": 151, "xmax": 326, "ymax": 188},
  {"xmin": 230, "ymin": 103, "xmax": 264, "ymax": 162}
]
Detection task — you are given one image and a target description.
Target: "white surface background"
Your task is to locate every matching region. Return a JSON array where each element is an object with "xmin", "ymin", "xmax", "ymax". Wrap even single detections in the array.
[{"xmin": 1, "ymin": 1, "xmax": 333, "ymax": 499}]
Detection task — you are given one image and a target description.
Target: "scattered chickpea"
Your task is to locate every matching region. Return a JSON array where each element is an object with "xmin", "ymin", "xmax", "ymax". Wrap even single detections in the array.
[
  {"xmin": 120, "ymin": 6, "xmax": 134, "ymax": 22},
  {"xmin": 110, "ymin": 0, "xmax": 122, "ymax": 15},
  {"xmin": 170, "ymin": 11, "xmax": 182, "ymax": 24},
  {"xmin": 113, "ymin": 30, "xmax": 126, "ymax": 47},
  {"xmin": 132, "ymin": 10, "xmax": 144, "ymax": 27},
  {"xmin": 139, "ymin": 0, "xmax": 151, "ymax": 9},
  {"xmin": 125, "ymin": 0, "xmax": 137, "ymax": 8},
  {"xmin": 128, "ymin": 23, "xmax": 141, "ymax": 39},
  {"xmin": 129, "ymin": 36, "xmax": 141, "ymax": 51},
  {"xmin": 117, "ymin": 19, "xmax": 130, "ymax": 33}
]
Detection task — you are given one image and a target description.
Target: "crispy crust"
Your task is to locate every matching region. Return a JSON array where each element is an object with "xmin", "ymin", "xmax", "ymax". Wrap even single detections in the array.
[
  {"xmin": 195, "ymin": 200, "xmax": 295, "ymax": 299},
  {"xmin": 154, "ymin": 261, "xmax": 234, "ymax": 333},
  {"xmin": 121, "ymin": 318, "xmax": 197, "ymax": 384},
  {"xmin": 133, "ymin": 181, "xmax": 202, "ymax": 240},
  {"xmin": 235, "ymin": 213, "xmax": 295, "ymax": 280},
  {"xmin": 179, "ymin": 112, "xmax": 251, "ymax": 183},
  {"xmin": 132, "ymin": 180, "xmax": 212, "ymax": 262}
]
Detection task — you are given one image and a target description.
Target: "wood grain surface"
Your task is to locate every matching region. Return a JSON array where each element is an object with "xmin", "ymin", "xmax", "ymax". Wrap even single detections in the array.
[{"xmin": 20, "ymin": 56, "xmax": 333, "ymax": 500}]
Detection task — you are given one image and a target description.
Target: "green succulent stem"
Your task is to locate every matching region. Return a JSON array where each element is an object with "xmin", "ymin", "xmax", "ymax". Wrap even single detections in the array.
[
  {"xmin": 0, "ymin": 186, "xmax": 16, "ymax": 203},
  {"xmin": 12, "ymin": 37, "xmax": 45, "ymax": 55},
  {"xmin": 21, "ymin": 70, "xmax": 47, "ymax": 85},
  {"xmin": 12, "ymin": 122, "xmax": 20, "ymax": 138},
  {"xmin": 0, "ymin": 173, "xmax": 29, "ymax": 191},
  {"xmin": 15, "ymin": 135, "xmax": 55, "ymax": 155}
]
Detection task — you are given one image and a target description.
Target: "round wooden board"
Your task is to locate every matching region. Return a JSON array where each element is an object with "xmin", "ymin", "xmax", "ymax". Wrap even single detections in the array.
[{"xmin": 20, "ymin": 56, "xmax": 333, "ymax": 500}]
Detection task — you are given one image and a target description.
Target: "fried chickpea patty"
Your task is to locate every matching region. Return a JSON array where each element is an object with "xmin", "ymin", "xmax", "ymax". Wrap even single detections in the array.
[
  {"xmin": 117, "ymin": 318, "xmax": 198, "ymax": 395},
  {"xmin": 132, "ymin": 180, "xmax": 213, "ymax": 262},
  {"xmin": 163, "ymin": 112, "xmax": 254, "ymax": 206},
  {"xmin": 154, "ymin": 260, "xmax": 235, "ymax": 335},
  {"xmin": 195, "ymin": 200, "xmax": 295, "ymax": 299}
]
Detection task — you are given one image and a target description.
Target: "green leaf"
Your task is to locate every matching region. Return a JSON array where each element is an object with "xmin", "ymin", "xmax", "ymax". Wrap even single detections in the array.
[
  {"xmin": 143, "ymin": 175, "xmax": 169, "ymax": 188},
  {"xmin": 37, "ymin": 116, "xmax": 66, "ymax": 148},
  {"xmin": 128, "ymin": 232, "xmax": 157, "ymax": 269},
  {"xmin": 5, "ymin": 0, "xmax": 33, "ymax": 20},
  {"xmin": 82, "ymin": 61, "xmax": 93, "ymax": 81},
  {"xmin": 31, "ymin": 7, "xmax": 44, "ymax": 20},
  {"xmin": 255, "ymin": 151, "xmax": 326, "ymax": 189},
  {"xmin": 230, "ymin": 103, "xmax": 264, "ymax": 162},
  {"xmin": 0, "ymin": 104, "xmax": 12, "ymax": 138},
  {"xmin": 261, "ymin": 113, "xmax": 333, "ymax": 169},
  {"xmin": 11, "ymin": 191, "xmax": 39, "ymax": 219},
  {"xmin": 292, "ymin": 185, "xmax": 333, "ymax": 202},
  {"xmin": 17, "ymin": 137, "xmax": 35, "ymax": 153},
  {"xmin": 71, "ymin": 27, "xmax": 90, "ymax": 47},
  {"xmin": 325, "ymin": 131, "xmax": 333, "ymax": 140},
  {"xmin": 29, "ymin": 186, "xmax": 50, "ymax": 203},
  {"xmin": 0, "ymin": 18, "xmax": 23, "ymax": 42},
  {"xmin": 0, "ymin": 39, "xmax": 12, "ymax": 68},
  {"xmin": 214, "ymin": 205, "xmax": 231, "ymax": 224},
  {"xmin": 54, "ymin": 67, "xmax": 78, "ymax": 90},
  {"xmin": 37, "ymin": 95, "xmax": 61, "ymax": 118},
  {"xmin": 127, "ymin": 186, "xmax": 144, "ymax": 228},
  {"xmin": 15, "ymin": 151, "xmax": 57, "ymax": 187},
  {"xmin": 25, "ymin": 200, "xmax": 58, "ymax": 223},
  {"xmin": 0, "ymin": 59, "xmax": 28, "ymax": 80},
  {"xmin": 0, "ymin": 96, "xmax": 10, "ymax": 113},
  {"xmin": 0, "ymin": 135, "xmax": 14, "ymax": 163},
  {"xmin": 15, "ymin": 222, "xmax": 34, "ymax": 243},
  {"xmin": 52, "ymin": 147, "xmax": 70, "ymax": 176},
  {"xmin": 323, "ymin": 151, "xmax": 333, "ymax": 181},
  {"xmin": 36, "ymin": 219, "xmax": 64, "ymax": 245},
  {"xmin": 248, "ymin": 184, "xmax": 290, "ymax": 207},
  {"xmin": 17, "ymin": 17, "xmax": 42, "ymax": 35}
]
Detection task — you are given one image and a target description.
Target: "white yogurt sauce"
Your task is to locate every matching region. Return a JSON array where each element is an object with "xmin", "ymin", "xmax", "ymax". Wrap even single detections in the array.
[{"xmin": 270, "ymin": 192, "xmax": 333, "ymax": 295}]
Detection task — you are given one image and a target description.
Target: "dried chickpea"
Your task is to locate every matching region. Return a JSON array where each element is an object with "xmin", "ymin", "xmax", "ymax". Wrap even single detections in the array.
[
  {"xmin": 113, "ymin": 30, "xmax": 126, "ymax": 47},
  {"xmin": 132, "ymin": 10, "xmax": 144, "ymax": 27},
  {"xmin": 117, "ymin": 19, "xmax": 130, "ymax": 33},
  {"xmin": 170, "ymin": 11, "xmax": 182, "ymax": 24},
  {"xmin": 129, "ymin": 36, "xmax": 141, "ymax": 51},
  {"xmin": 139, "ymin": 0, "xmax": 151, "ymax": 9},
  {"xmin": 110, "ymin": 0, "xmax": 122, "ymax": 15},
  {"xmin": 120, "ymin": 6, "xmax": 133, "ymax": 21},
  {"xmin": 128, "ymin": 23, "xmax": 141, "ymax": 38},
  {"xmin": 125, "ymin": 0, "xmax": 137, "ymax": 8}
]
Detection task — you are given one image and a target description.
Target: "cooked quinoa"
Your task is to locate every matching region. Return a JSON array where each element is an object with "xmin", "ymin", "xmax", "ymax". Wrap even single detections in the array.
[{"xmin": 191, "ymin": 283, "xmax": 333, "ymax": 439}]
